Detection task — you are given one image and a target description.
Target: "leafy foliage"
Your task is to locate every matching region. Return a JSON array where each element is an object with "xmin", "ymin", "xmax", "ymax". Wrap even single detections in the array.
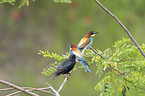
[
  {"xmin": 39, "ymin": 38, "xmax": 145, "ymax": 95},
  {"xmin": 54, "ymin": 0, "xmax": 71, "ymax": 3},
  {"xmin": 38, "ymin": 50, "xmax": 69, "ymax": 76},
  {"xmin": 92, "ymin": 38, "xmax": 145, "ymax": 96},
  {"xmin": 0, "ymin": 0, "xmax": 15, "ymax": 5},
  {"xmin": 0, "ymin": 0, "xmax": 35, "ymax": 8},
  {"xmin": 0, "ymin": 0, "xmax": 71, "ymax": 8},
  {"xmin": 41, "ymin": 62, "xmax": 58, "ymax": 76}
]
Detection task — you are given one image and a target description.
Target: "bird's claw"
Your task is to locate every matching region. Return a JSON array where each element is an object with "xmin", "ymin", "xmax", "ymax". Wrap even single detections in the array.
[{"xmin": 64, "ymin": 74, "xmax": 70, "ymax": 80}]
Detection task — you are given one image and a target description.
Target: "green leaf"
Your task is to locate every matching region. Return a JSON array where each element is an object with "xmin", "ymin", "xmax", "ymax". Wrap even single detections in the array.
[
  {"xmin": 39, "ymin": 38, "xmax": 145, "ymax": 96},
  {"xmin": 54, "ymin": 0, "xmax": 72, "ymax": 3},
  {"xmin": 41, "ymin": 63, "xmax": 58, "ymax": 76},
  {"xmin": 0, "ymin": 0, "xmax": 16, "ymax": 5}
]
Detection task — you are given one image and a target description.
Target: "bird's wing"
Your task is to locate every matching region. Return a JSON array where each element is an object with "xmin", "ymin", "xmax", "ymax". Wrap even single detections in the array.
[
  {"xmin": 78, "ymin": 38, "xmax": 90, "ymax": 48},
  {"xmin": 72, "ymin": 50, "xmax": 82, "ymax": 57},
  {"xmin": 57, "ymin": 60, "xmax": 72, "ymax": 72}
]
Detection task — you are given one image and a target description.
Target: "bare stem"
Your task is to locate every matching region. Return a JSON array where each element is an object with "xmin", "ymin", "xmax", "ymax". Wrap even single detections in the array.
[
  {"xmin": 89, "ymin": 46, "xmax": 108, "ymax": 59},
  {"xmin": 57, "ymin": 77, "xmax": 68, "ymax": 93},
  {"xmin": 45, "ymin": 82, "xmax": 60, "ymax": 96},
  {"xmin": 0, "ymin": 80, "xmax": 39, "ymax": 96},
  {"xmin": 6, "ymin": 91, "xmax": 21, "ymax": 96},
  {"xmin": 0, "ymin": 81, "xmax": 55, "ymax": 96},
  {"xmin": 57, "ymin": 70, "xmax": 72, "ymax": 93},
  {"xmin": 94, "ymin": 0, "xmax": 145, "ymax": 58}
]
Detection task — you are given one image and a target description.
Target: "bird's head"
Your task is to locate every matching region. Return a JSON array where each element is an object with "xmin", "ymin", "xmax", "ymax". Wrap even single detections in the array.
[
  {"xmin": 68, "ymin": 44, "xmax": 77, "ymax": 50},
  {"xmin": 85, "ymin": 31, "xmax": 98, "ymax": 38},
  {"xmin": 69, "ymin": 54, "xmax": 76, "ymax": 60}
]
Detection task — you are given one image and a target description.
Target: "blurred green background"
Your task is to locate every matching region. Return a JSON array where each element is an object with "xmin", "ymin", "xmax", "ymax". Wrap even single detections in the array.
[{"xmin": 0, "ymin": 0, "xmax": 145, "ymax": 95}]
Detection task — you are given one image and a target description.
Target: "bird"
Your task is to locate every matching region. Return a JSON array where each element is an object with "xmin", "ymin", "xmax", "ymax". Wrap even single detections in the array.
[
  {"xmin": 77, "ymin": 31, "xmax": 98, "ymax": 54},
  {"xmin": 68, "ymin": 44, "xmax": 91, "ymax": 73},
  {"xmin": 53, "ymin": 54, "xmax": 76, "ymax": 80}
]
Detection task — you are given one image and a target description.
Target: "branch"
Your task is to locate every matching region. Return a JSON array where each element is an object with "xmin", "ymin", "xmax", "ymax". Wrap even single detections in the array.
[
  {"xmin": 6, "ymin": 87, "xmax": 55, "ymax": 96},
  {"xmin": 57, "ymin": 70, "xmax": 72, "ymax": 93},
  {"xmin": 6, "ymin": 91, "xmax": 21, "ymax": 96},
  {"xmin": 45, "ymin": 70, "xmax": 72, "ymax": 95},
  {"xmin": 124, "ymin": 78, "xmax": 145, "ymax": 91},
  {"xmin": 45, "ymin": 82, "xmax": 60, "ymax": 96},
  {"xmin": 0, "ymin": 81, "xmax": 55, "ymax": 96},
  {"xmin": 0, "ymin": 71, "xmax": 72, "ymax": 96},
  {"xmin": 94, "ymin": 0, "xmax": 145, "ymax": 58},
  {"xmin": 89, "ymin": 46, "xmax": 108, "ymax": 59},
  {"xmin": 89, "ymin": 46, "xmax": 145, "ymax": 91},
  {"xmin": 89, "ymin": 46, "xmax": 125, "ymax": 75},
  {"xmin": 0, "ymin": 80, "xmax": 39, "ymax": 96},
  {"xmin": 108, "ymin": 64, "xmax": 124, "ymax": 76},
  {"xmin": 0, "ymin": 88, "xmax": 14, "ymax": 91},
  {"xmin": 57, "ymin": 77, "xmax": 68, "ymax": 93}
]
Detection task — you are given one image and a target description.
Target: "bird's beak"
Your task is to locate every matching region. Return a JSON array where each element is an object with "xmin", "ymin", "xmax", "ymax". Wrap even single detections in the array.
[
  {"xmin": 68, "ymin": 45, "xmax": 71, "ymax": 47},
  {"xmin": 94, "ymin": 32, "xmax": 98, "ymax": 34},
  {"xmin": 92, "ymin": 32, "xmax": 98, "ymax": 37}
]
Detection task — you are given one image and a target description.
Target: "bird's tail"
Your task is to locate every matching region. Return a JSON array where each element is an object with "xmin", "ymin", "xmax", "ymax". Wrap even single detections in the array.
[
  {"xmin": 79, "ymin": 61, "xmax": 91, "ymax": 73},
  {"xmin": 78, "ymin": 47, "xmax": 83, "ymax": 51}
]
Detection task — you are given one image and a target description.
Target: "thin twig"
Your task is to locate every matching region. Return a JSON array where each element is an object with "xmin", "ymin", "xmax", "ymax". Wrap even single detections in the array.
[
  {"xmin": 0, "ymin": 80, "xmax": 39, "ymax": 96},
  {"xmin": 57, "ymin": 77, "xmax": 68, "ymax": 93},
  {"xmin": 0, "ymin": 88, "xmax": 14, "ymax": 91},
  {"xmin": 28, "ymin": 87, "xmax": 55, "ymax": 95},
  {"xmin": 89, "ymin": 46, "xmax": 125, "ymax": 75},
  {"xmin": 35, "ymin": 89, "xmax": 55, "ymax": 95},
  {"xmin": 89, "ymin": 46, "xmax": 145, "ymax": 91},
  {"xmin": 0, "ymin": 82, "xmax": 55, "ymax": 95},
  {"xmin": 94, "ymin": 0, "xmax": 145, "ymax": 58},
  {"xmin": 45, "ymin": 82, "xmax": 60, "ymax": 96},
  {"xmin": 57, "ymin": 70, "xmax": 72, "ymax": 93},
  {"xmin": 89, "ymin": 46, "xmax": 107, "ymax": 59},
  {"xmin": 124, "ymin": 78, "xmax": 145, "ymax": 91},
  {"xmin": 108, "ymin": 64, "xmax": 124, "ymax": 76},
  {"xmin": 6, "ymin": 91, "xmax": 21, "ymax": 96}
]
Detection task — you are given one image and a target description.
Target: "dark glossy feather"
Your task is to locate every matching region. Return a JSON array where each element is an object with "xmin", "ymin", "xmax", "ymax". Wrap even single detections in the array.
[{"xmin": 53, "ymin": 54, "xmax": 76, "ymax": 80}]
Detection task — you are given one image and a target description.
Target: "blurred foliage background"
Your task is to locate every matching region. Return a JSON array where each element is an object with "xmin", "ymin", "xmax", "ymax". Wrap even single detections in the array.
[{"xmin": 0, "ymin": 0, "xmax": 145, "ymax": 95}]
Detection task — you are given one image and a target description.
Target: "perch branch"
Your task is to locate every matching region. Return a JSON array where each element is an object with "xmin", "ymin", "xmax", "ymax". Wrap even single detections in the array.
[
  {"xmin": 45, "ymin": 82, "xmax": 60, "ymax": 96},
  {"xmin": 0, "ymin": 81, "xmax": 55, "ymax": 96},
  {"xmin": 57, "ymin": 70, "xmax": 72, "ymax": 93},
  {"xmin": 0, "ymin": 80, "xmax": 39, "ymax": 96},
  {"xmin": 57, "ymin": 77, "xmax": 68, "ymax": 93},
  {"xmin": 45, "ymin": 70, "xmax": 72, "ymax": 95},
  {"xmin": 94, "ymin": 0, "xmax": 145, "ymax": 58}
]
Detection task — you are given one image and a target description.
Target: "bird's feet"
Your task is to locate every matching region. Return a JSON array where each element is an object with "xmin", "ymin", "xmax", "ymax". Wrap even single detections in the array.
[{"xmin": 64, "ymin": 74, "xmax": 70, "ymax": 80}]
